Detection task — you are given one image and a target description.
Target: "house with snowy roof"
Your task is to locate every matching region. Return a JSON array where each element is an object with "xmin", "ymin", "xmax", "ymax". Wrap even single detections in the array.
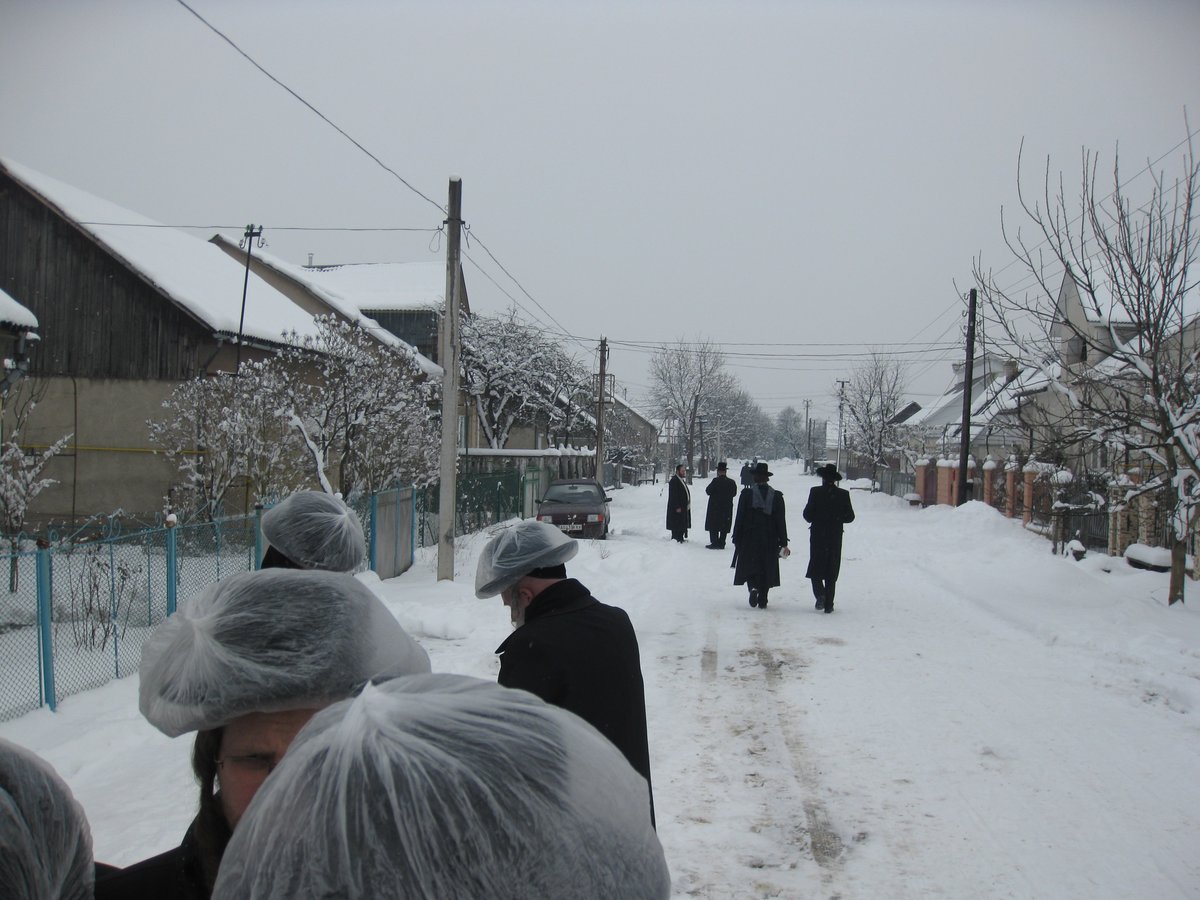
[{"xmin": 0, "ymin": 157, "xmax": 334, "ymax": 526}]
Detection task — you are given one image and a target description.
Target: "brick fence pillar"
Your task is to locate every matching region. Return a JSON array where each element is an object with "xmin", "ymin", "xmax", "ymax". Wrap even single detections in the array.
[{"xmin": 1022, "ymin": 469, "xmax": 1036, "ymax": 525}]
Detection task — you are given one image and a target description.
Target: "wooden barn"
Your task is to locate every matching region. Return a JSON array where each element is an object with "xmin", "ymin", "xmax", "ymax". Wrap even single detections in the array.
[{"xmin": 0, "ymin": 157, "xmax": 325, "ymax": 529}]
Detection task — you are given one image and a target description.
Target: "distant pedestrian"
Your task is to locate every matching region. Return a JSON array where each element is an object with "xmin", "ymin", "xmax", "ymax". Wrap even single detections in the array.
[
  {"xmin": 739, "ymin": 461, "xmax": 753, "ymax": 487},
  {"xmin": 704, "ymin": 462, "xmax": 738, "ymax": 549},
  {"xmin": 803, "ymin": 463, "xmax": 856, "ymax": 613},
  {"xmin": 666, "ymin": 464, "xmax": 691, "ymax": 542},
  {"xmin": 731, "ymin": 462, "xmax": 789, "ymax": 609}
]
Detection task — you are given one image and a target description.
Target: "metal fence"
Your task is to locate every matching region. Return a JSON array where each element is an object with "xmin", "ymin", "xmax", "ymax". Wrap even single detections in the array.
[{"xmin": 0, "ymin": 472, "xmax": 555, "ymax": 722}]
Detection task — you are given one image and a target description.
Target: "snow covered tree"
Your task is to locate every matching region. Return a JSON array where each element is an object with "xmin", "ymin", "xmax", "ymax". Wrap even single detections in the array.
[
  {"xmin": 281, "ymin": 316, "xmax": 439, "ymax": 495},
  {"xmin": 843, "ymin": 353, "xmax": 906, "ymax": 485},
  {"xmin": 776, "ymin": 406, "xmax": 805, "ymax": 458},
  {"xmin": 149, "ymin": 367, "xmax": 302, "ymax": 520},
  {"xmin": 0, "ymin": 381, "xmax": 72, "ymax": 588},
  {"xmin": 975, "ymin": 134, "xmax": 1199, "ymax": 603},
  {"xmin": 460, "ymin": 309, "xmax": 579, "ymax": 449}
]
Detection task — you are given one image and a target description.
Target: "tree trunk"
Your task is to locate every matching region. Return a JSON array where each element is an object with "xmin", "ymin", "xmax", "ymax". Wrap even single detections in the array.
[{"xmin": 1169, "ymin": 539, "xmax": 1187, "ymax": 605}]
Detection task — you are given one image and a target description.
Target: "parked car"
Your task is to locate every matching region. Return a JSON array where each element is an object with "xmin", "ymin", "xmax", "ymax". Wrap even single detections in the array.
[{"xmin": 535, "ymin": 479, "xmax": 612, "ymax": 539}]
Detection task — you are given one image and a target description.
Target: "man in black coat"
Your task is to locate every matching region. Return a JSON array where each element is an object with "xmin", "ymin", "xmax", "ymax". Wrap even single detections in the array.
[
  {"xmin": 739, "ymin": 461, "xmax": 753, "ymax": 487},
  {"xmin": 476, "ymin": 520, "xmax": 655, "ymax": 825},
  {"xmin": 731, "ymin": 462, "xmax": 789, "ymax": 609},
  {"xmin": 666, "ymin": 463, "xmax": 691, "ymax": 542},
  {"xmin": 704, "ymin": 461, "xmax": 738, "ymax": 549},
  {"xmin": 803, "ymin": 463, "xmax": 856, "ymax": 613}
]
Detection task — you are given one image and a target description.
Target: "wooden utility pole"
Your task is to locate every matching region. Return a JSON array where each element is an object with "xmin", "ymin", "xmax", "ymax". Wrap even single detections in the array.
[
  {"xmin": 835, "ymin": 380, "xmax": 848, "ymax": 472},
  {"xmin": 956, "ymin": 288, "xmax": 978, "ymax": 506},
  {"xmin": 594, "ymin": 337, "xmax": 608, "ymax": 482},
  {"xmin": 437, "ymin": 178, "xmax": 462, "ymax": 581},
  {"xmin": 803, "ymin": 399, "xmax": 811, "ymax": 469}
]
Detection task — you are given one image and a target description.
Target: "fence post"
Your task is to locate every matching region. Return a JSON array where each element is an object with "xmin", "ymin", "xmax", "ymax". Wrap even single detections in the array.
[
  {"xmin": 108, "ymin": 540, "xmax": 120, "ymax": 677},
  {"xmin": 410, "ymin": 484, "xmax": 417, "ymax": 567},
  {"xmin": 166, "ymin": 520, "xmax": 178, "ymax": 616},
  {"xmin": 35, "ymin": 544, "xmax": 56, "ymax": 712},
  {"xmin": 253, "ymin": 504, "xmax": 264, "ymax": 571}
]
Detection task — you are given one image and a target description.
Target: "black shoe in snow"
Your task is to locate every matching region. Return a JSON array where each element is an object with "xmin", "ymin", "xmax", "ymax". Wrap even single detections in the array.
[
  {"xmin": 824, "ymin": 603, "xmax": 833, "ymax": 614},
  {"xmin": 748, "ymin": 589, "xmax": 760, "ymax": 608},
  {"xmin": 815, "ymin": 599, "xmax": 824, "ymax": 610}
]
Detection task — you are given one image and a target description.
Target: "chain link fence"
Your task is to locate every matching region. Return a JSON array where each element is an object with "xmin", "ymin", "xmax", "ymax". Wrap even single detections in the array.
[{"xmin": 0, "ymin": 471, "xmax": 557, "ymax": 722}]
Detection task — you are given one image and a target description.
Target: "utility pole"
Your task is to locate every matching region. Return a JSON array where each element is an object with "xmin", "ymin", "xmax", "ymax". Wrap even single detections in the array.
[
  {"xmin": 835, "ymin": 380, "xmax": 848, "ymax": 472},
  {"xmin": 594, "ymin": 337, "xmax": 608, "ymax": 483},
  {"xmin": 235, "ymin": 224, "xmax": 263, "ymax": 376},
  {"xmin": 437, "ymin": 178, "xmax": 462, "ymax": 581},
  {"xmin": 802, "ymin": 399, "xmax": 811, "ymax": 469},
  {"xmin": 956, "ymin": 288, "xmax": 978, "ymax": 506}
]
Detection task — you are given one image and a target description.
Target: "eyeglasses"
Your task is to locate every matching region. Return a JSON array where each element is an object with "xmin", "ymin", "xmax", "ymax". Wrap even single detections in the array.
[{"xmin": 216, "ymin": 753, "xmax": 278, "ymax": 778}]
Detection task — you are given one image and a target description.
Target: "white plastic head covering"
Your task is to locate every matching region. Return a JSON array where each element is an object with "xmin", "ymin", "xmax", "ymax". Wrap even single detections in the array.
[
  {"xmin": 139, "ymin": 569, "xmax": 431, "ymax": 737},
  {"xmin": 213, "ymin": 674, "xmax": 669, "ymax": 900},
  {"xmin": 474, "ymin": 520, "xmax": 579, "ymax": 598},
  {"xmin": 0, "ymin": 738, "xmax": 94, "ymax": 900},
  {"xmin": 261, "ymin": 491, "xmax": 366, "ymax": 572}
]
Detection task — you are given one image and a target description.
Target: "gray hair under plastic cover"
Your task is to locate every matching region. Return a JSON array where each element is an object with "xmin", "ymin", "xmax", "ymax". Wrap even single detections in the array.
[
  {"xmin": 138, "ymin": 569, "xmax": 431, "ymax": 737},
  {"xmin": 0, "ymin": 737, "xmax": 94, "ymax": 900},
  {"xmin": 213, "ymin": 674, "xmax": 669, "ymax": 900},
  {"xmin": 474, "ymin": 520, "xmax": 579, "ymax": 598},
  {"xmin": 261, "ymin": 491, "xmax": 366, "ymax": 572}
]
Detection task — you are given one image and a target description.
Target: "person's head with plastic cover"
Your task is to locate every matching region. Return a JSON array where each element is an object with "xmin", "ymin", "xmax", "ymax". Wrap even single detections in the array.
[
  {"xmin": 136, "ymin": 568, "xmax": 430, "ymax": 891},
  {"xmin": 0, "ymin": 737, "xmax": 94, "ymax": 900},
  {"xmin": 213, "ymin": 674, "xmax": 670, "ymax": 900},
  {"xmin": 475, "ymin": 520, "xmax": 579, "ymax": 626},
  {"xmin": 260, "ymin": 490, "xmax": 365, "ymax": 572}
]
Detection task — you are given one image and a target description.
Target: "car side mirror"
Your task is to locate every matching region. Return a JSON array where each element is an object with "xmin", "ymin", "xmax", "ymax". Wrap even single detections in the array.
[{"xmin": 604, "ymin": 497, "xmax": 612, "ymax": 502}]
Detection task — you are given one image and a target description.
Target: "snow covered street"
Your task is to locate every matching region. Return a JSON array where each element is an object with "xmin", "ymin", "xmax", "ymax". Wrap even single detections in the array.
[{"xmin": 3, "ymin": 459, "xmax": 1198, "ymax": 898}]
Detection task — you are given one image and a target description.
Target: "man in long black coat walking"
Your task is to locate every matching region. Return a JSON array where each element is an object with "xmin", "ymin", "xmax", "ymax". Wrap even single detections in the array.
[
  {"xmin": 803, "ymin": 463, "xmax": 856, "ymax": 613},
  {"xmin": 731, "ymin": 462, "xmax": 789, "ymax": 609},
  {"xmin": 666, "ymin": 464, "xmax": 691, "ymax": 542},
  {"xmin": 476, "ymin": 521, "xmax": 655, "ymax": 824},
  {"xmin": 704, "ymin": 461, "xmax": 738, "ymax": 549}
]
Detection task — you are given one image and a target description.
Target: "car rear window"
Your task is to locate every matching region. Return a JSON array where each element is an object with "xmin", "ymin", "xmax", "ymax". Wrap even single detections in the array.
[{"xmin": 543, "ymin": 484, "xmax": 603, "ymax": 503}]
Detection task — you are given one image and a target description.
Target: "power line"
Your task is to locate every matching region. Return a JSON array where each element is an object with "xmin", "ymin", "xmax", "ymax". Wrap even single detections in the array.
[
  {"xmin": 173, "ymin": 0, "xmax": 445, "ymax": 213},
  {"xmin": 77, "ymin": 221, "xmax": 439, "ymax": 233}
]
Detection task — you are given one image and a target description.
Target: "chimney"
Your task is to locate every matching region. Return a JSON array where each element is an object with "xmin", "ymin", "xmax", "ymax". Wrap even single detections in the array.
[{"xmin": 307, "ymin": 252, "xmax": 314, "ymax": 267}]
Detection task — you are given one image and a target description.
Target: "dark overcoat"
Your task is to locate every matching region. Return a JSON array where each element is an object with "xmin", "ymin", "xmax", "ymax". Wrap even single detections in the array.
[
  {"xmin": 731, "ymin": 484, "xmax": 788, "ymax": 589},
  {"xmin": 496, "ymin": 578, "xmax": 654, "ymax": 819},
  {"xmin": 802, "ymin": 483, "xmax": 856, "ymax": 580},
  {"xmin": 704, "ymin": 474, "xmax": 738, "ymax": 531},
  {"xmin": 666, "ymin": 474, "xmax": 691, "ymax": 533}
]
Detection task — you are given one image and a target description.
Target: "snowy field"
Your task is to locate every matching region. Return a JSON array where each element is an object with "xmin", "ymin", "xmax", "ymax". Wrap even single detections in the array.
[{"xmin": 2, "ymin": 459, "xmax": 1198, "ymax": 898}]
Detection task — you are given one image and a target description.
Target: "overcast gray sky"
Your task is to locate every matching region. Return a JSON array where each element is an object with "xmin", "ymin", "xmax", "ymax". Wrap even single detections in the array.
[{"xmin": 2, "ymin": 0, "xmax": 1197, "ymax": 425}]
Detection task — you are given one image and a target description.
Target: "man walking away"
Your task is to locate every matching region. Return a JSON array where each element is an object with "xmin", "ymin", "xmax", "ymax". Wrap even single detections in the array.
[
  {"xmin": 704, "ymin": 461, "xmax": 738, "ymax": 549},
  {"xmin": 731, "ymin": 462, "xmax": 789, "ymax": 609},
  {"xmin": 666, "ymin": 464, "xmax": 691, "ymax": 542},
  {"xmin": 475, "ymin": 520, "xmax": 655, "ymax": 825},
  {"xmin": 803, "ymin": 463, "xmax": 856, "ymax": 613},
  {"xmin": 739, "ymin": 461, "xmax": 753, "ymax": 487}
]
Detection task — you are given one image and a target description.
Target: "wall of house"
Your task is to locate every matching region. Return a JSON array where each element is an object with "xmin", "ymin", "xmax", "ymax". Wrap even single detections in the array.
[{"xmin": 10, "ymin": 377, "xmax": 181, "ymax": 529}]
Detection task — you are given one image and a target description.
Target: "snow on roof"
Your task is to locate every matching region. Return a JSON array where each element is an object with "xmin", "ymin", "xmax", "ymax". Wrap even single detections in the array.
[
  {"xmin": 214, "ymin": 241, "xmax": 441, "ymax": 378},
  {"xmin": 299, "ymin": 261, "xmax": 447, "ymax": 312},
  {"xmin": 0, "ymin": 285, "xmax": 38, "ymax": 330},
  {"xmin": 0, "ymin": 157, "xmax": 320, "ymax": 346}
]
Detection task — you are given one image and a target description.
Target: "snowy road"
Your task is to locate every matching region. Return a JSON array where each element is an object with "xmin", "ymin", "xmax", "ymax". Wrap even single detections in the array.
[{"xmin": 2, "ymin": 459, "xmax": 1198, "ymax": 898}]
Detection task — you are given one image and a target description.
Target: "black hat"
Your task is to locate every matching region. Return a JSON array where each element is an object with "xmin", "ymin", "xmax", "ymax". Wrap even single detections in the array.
[
  {"xmin": 716, "ymin": 461, "xmax": 727, "ymax": 471},
  {"xmin": 752, "ymin": 462, "xmax": 772, "ymax": 478},
  {"xmin": 815, "ymin": 463, "xmax": 843, "ymax": 481}
]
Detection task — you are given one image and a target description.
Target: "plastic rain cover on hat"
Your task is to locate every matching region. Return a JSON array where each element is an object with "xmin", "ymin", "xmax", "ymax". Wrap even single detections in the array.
[
  {"xmin": 0, "ymin": 738, "xmax": 94, "ymax": 900},
  {"xmin": 138, "ymin": 569, "xmax": 431, "ymax": 737},
  {"xmin": 474, "ymin": 520, "xmax": 579, "ymax": 598},
  {"xmin": 261, "ymin": 491, "xmax": 366, "ymax": 572},
  {"xmin": 213, "ymin": 674, "xmax": 669, "ymax": 900}
]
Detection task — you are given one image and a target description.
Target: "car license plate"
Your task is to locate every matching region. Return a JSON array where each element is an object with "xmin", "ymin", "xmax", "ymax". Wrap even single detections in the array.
[{"xmin": 558, "ymin": 524, "xmax": 583, "ymax": 532}]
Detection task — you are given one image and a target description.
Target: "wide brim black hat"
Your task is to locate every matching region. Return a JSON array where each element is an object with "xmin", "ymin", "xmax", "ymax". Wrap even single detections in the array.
[
  {"xmin": 752, "ymin": 462, "xmax": 772, "ymax": 477},
  {"xmin": 815, "ymin": 463, "xmax": 843, "ymax": 481}
]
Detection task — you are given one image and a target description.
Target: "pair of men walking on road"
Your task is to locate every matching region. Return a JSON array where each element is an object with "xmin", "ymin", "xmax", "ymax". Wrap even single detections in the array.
[{"xmin": 708, "ymin": 461, "xmax": 855, "ymax": 611}]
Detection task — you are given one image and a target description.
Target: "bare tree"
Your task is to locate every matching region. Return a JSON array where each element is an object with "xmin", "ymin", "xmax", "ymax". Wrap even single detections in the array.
[
  {"xmin": 843, "ymin": 353, "xmax": 906, "ymax": 486},
  {"xmin": 648, "ymin": 338, "xmax": 738, "ymax": 473},
  {"xmin": 974, "ymin": 134, "xmax": 1198, "ymax": 603},
  {"xmin": 775, "ymin": 406, "xmax": 805, "ymax": 459}
]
